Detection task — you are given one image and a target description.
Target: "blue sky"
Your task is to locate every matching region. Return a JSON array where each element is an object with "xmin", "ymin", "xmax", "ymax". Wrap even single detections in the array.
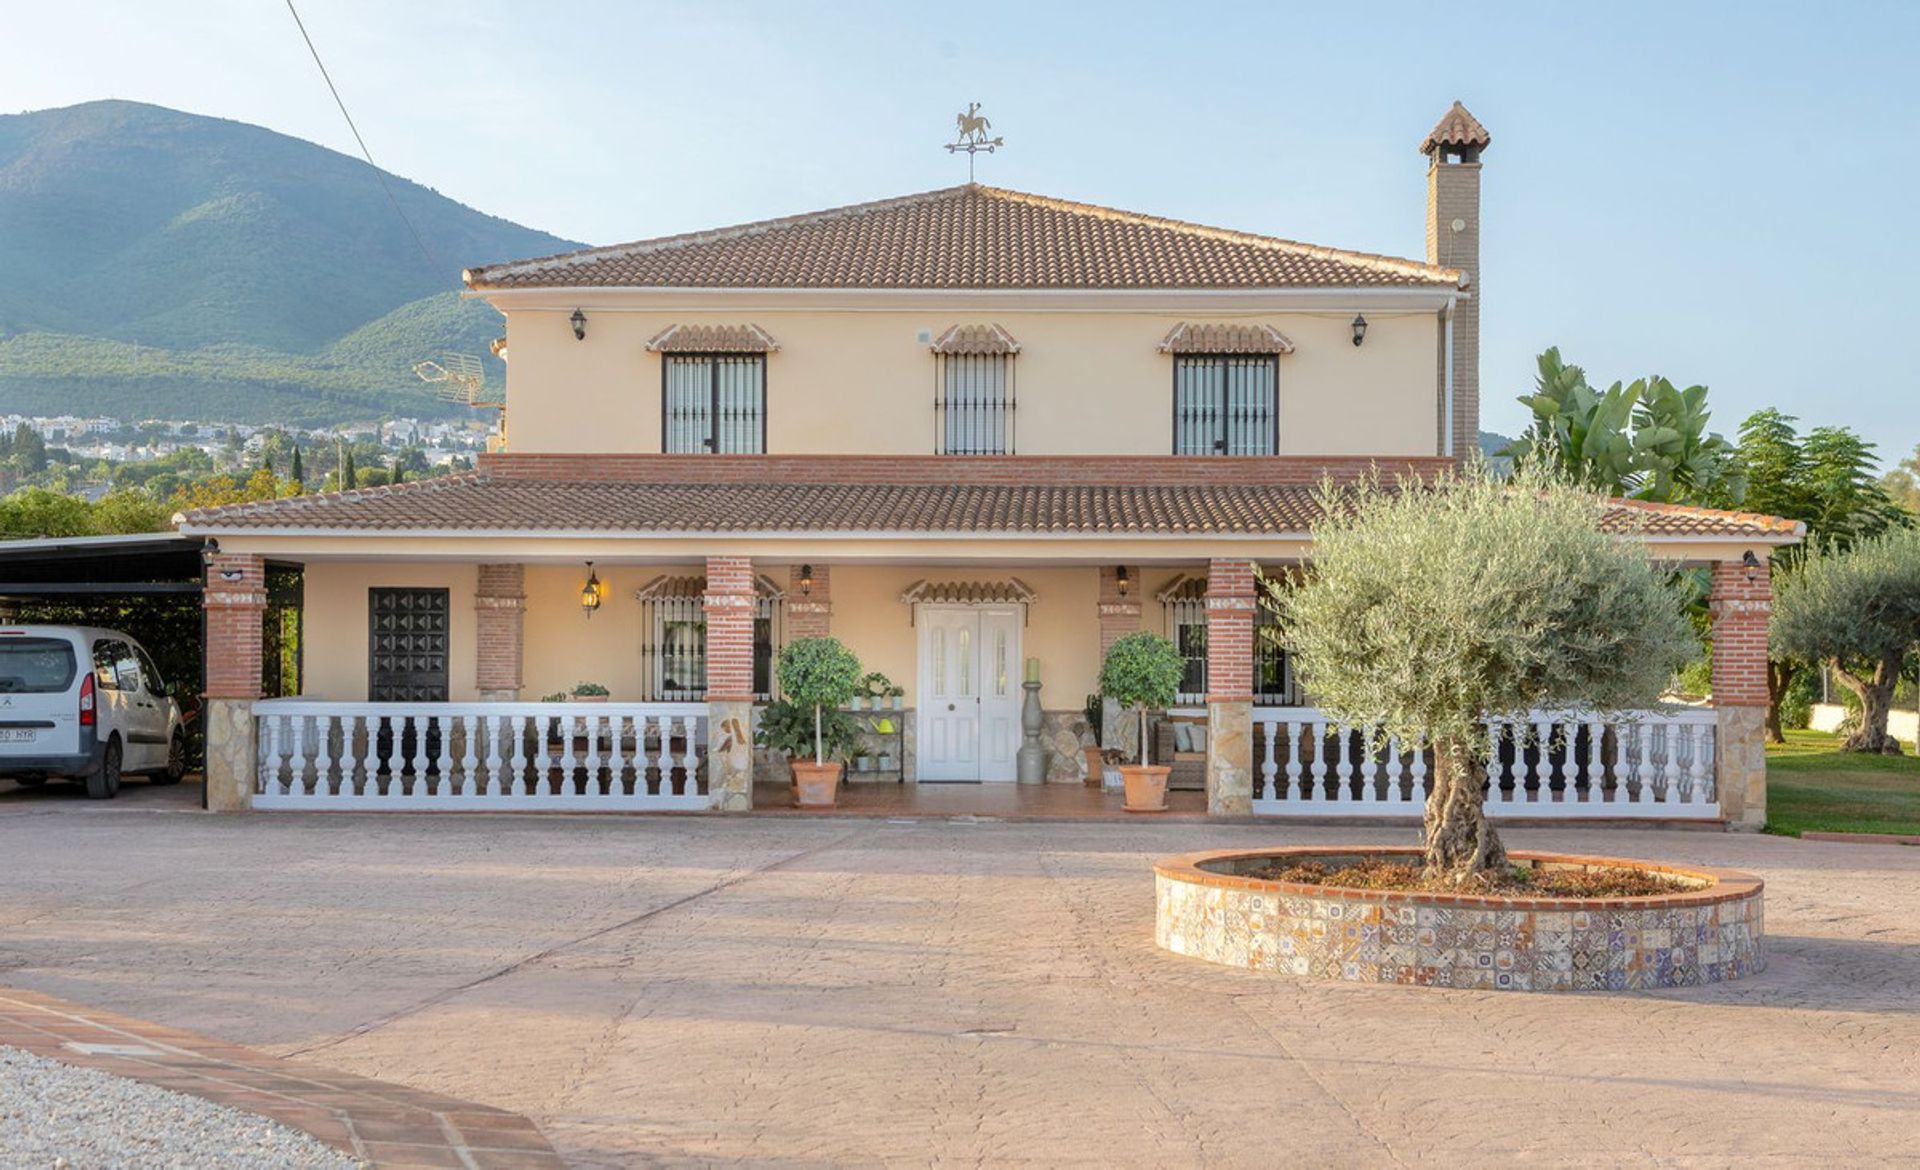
[{"xmin": 6, "ymin": 0, "xmax": 1917, "ymax": 465}]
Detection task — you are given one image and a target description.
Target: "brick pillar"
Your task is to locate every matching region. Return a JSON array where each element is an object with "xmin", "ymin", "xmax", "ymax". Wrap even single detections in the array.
[
  {"xmin": 1098, "ymin": 566, "xmax": 1145, "ymax": 763},
  {"xmin": 704, "ymin": 556, "xmax": 756, "ymax": 810},
  {"xmin": 787, "ymin": 563, "xmax": 831, "ymax": 639},
  {"xmin": 1204, "ymin": 558, "xmax": 1256, "ymax": 816},
  {"xmin": 1710, "ymin": 559, "xmax": 1771, "ymax": 829},
  {"xmin": 203, "ymin": 552, "xmax": 266, "ymax": 812},
  {"xmin": 474, "ymin": 564, "xmax": 526, "ymax": 700}
]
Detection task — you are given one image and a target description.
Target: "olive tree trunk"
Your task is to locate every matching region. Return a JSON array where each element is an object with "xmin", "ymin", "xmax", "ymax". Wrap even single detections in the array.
[
  {"xmin": 1422, "ymin": 739, "xmax": 1508, "ymax": 882},
  {"xmin": 1834, "ymin": 659, "xmax": 1906, "ymax": 755},
  {"xmin": 1765, "ymin": 659, "xmax": 1795, "ymax": 745}
]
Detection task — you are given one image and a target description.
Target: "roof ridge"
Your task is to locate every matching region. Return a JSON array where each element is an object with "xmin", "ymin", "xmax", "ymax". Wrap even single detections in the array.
[
  {"xmin": 1602, "ymin": 495, "xmax": 1805, "ymax": 535},
  {"xmin": 466, "ymin": 183, "xmax": 1461, "ymax": 288}
]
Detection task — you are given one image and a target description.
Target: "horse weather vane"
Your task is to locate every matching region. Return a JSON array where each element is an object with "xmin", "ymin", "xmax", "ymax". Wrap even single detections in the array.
[{"xmin": 945, "ymin": 102, "xmax": 1003, "ymax": 181}]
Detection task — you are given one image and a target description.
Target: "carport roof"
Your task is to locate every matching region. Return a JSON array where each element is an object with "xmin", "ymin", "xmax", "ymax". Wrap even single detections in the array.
[{"xmin": 0, "ymin": 533, "xmax": 205, "ymax": 596}]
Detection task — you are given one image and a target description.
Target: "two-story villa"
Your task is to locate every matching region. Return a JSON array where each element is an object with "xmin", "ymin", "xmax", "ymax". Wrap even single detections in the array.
[{"xmin": 180, "ymin": 104, "xmax": 1798, "ymax": 825}]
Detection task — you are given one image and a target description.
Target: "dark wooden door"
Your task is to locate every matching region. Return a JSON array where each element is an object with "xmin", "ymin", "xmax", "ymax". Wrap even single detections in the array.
[{"xmin": 368, "ymin": 587, "xmax": 449, "ymax": 702}]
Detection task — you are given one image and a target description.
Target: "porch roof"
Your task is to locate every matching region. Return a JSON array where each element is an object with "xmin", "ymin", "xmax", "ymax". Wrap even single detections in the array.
[{"xmin": 175, "ymin": 468, "xmax": 1804, "ymax": 543}]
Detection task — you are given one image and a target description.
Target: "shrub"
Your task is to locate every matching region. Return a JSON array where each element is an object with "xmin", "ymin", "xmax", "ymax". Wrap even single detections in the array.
[
  {"xmin": 1098, "ymin": 632, "xmax": 1185, "ymax": 766},
  {"xmin": 776, "ymin": 637, "xmax": 864, "ymax": 765}
]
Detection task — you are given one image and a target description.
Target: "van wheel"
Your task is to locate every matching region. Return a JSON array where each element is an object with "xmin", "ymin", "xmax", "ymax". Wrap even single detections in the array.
[
  {"xmin": 86, "ymin": 737, "xmax": 122, "ymax": 800},
  {"xmin": 152, "ymin": 733, "xmax": 186, "ymax": 785}
]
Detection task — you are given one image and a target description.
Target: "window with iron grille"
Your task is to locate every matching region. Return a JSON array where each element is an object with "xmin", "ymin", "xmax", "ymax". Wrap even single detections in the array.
[
  {"xmin": 935, "ymin": 353, "xmax": 1014, "ymax": 454},
  {"xmin": 636, "ymin": 589, "xmax": 782, "ymax": 702},
  {"xmin": 662, "ymin": 354, "xmax": 766, "ymax": 453},
  {"xmin": 1172, "ymin": 354, "xmax": 1278, "ymax": 455},
  {"xmin": 1165, "ymin": 586, "xmax": 1298, "ymax": 706}
]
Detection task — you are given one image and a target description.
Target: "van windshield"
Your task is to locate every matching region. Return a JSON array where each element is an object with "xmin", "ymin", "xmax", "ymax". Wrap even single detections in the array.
[{"xmin": 0, "ymin": 638, "xmax": 79, "ymax": 694}]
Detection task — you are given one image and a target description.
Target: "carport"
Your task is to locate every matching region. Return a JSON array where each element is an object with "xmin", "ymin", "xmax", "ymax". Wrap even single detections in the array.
[{"xmin": 0, "ymin": 534, "xmax": 303, "ymax": 795}]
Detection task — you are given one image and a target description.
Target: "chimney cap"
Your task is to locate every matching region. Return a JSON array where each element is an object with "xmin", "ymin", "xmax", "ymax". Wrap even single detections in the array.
[{"xmin": 1420, "ymin": 100, "xmax": 1491, "ymax": 157}]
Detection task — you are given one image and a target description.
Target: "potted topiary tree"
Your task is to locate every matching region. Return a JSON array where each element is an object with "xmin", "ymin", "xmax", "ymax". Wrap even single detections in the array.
[
  {"xmin": 776, "ymin": 636, "xmax": 865, "ymax": 807},
  {"xmin": 1099, "ymin": 631, "xmax": 1186, "ymax": 812}
]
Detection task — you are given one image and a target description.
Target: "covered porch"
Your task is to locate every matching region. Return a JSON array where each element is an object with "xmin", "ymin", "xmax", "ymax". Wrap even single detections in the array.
[{"xmin": 178, "ymin": 453, "xmax": 1794, "ymax": 826}]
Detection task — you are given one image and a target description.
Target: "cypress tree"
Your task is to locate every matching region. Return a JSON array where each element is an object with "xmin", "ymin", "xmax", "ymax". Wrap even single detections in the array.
[
  {"xmin": 289, "ymin": 446, "xmax": 305, "ymax": 487},
  {"xmin": 341, "ymin": 450, "xmax": 356, "ymax": 490}
]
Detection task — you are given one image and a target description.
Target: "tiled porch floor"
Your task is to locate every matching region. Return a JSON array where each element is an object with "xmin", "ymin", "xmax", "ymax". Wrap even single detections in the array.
[{"xmin": 749, "ymin": 778, "xmax": 1211, "ymax": 818}]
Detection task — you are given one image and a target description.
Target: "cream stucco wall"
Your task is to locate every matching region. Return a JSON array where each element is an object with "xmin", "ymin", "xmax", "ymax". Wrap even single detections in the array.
[
  {"xmin": 497, "ymin": 305, "xmax": 1440, "ymax": 457},
  {"xmin": 300, "ymin": 562, "xmax": 480, "ymax": 701}
]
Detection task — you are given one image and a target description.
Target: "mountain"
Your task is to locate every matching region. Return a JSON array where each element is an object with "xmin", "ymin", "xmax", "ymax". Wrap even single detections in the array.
[{"xmin": 0, "ymin": 100, "xmax": 581, "ymax": 425}]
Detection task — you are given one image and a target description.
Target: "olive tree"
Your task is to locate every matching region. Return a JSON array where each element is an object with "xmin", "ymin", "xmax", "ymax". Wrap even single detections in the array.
[
  {"xmin": 1274, "ymin": 467, "xmax": 1697, "ymax": 882},
  {"xmin": 1773, "ymin": 527, "xmax": 1920, "ymax": 754}
]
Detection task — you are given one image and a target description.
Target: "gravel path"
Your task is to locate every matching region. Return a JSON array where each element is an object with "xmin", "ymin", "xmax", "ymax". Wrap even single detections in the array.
[{"xmin": 0, "ymin": 1047, "xmax": 357, "ymax": 1170}]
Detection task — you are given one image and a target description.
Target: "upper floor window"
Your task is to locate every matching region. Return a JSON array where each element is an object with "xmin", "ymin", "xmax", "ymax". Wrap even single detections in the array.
[
  {"xmin": 1172, "ymin": 354, "xmax": 1278, "ymax": 456},
  {"xmin": 647, "ymin": 323, "xmax": 780, "ymax": 455},
  {"xmin": 662, "ymin": 353, "xmax": 766, "ymax": 454},
  {"xmin": 931, "ymin": 324, "xmax": 1020, "ymax": 455}
]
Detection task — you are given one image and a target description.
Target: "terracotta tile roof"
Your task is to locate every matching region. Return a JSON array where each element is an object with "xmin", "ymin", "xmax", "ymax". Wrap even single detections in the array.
[
  {"xmin": 930, "ymin": 323, "xmax": 1021, "ymax": 355},
  {"xmin": 1157, "ymin": 322, "xmax": 1295, "ymax": 354},
  {"xmin": 176, "ymin": 472, "xmax": 1802, "ymax": 542},
  {"xmin": 463, "ymin": 185, "xmax": 1462, "ymax": 292},
  {"xmin": 645, "ymin": 323, "xmax": 781, "ymax": 352},
  {"xmin": 1420, "ymin": 101, "xmax": 1492, "ymax": 155}
]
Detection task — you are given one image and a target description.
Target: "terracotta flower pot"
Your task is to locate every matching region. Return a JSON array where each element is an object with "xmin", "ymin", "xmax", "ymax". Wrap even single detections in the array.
[
  {"xmin": 572, "ymin": 693, "xmax": 609, "ymax": 703},
  {"xmin": 1120, "ymin": 764, "xmax": 1171, "ymax": 813},
  {"xmin": 791, "ymin": 760, "xmax": 843, "ymax": 808},
  {"xmin": 1083, "ymin": 746, "xmax": 1106, "ymax": 788}
]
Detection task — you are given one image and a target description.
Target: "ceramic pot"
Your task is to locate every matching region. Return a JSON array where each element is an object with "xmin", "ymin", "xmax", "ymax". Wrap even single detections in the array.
[
  {"xmin": 1120, "ymin": 765, "xmax": 1171, "ymax": 813},
  {"xmin": 791, "ymin": 761, "xmax": 842, "ymax": 808}
]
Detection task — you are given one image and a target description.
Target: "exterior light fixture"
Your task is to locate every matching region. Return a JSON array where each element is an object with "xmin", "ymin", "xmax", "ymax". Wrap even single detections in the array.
[
  {"xmin": 580, "ymin": 561, "xmax": 603, "ymax": 617},
  {"xmin": 1351, "ymin": 314, "xmax": 1369, "ymax": 347},
  {"xmin": 798, "ymin": 563, "xmax": 814, "ymax": 596},
  {"xmin": 1115, "ymin": 565, "xmax": 1131, "ymax": 598},
  {"xmin": 1741, "ymin": 549, "xmax": 1761, "ymax": 584},
  {"xmin": 569, "ymin": 308, "xmax": 587, "ymax": 340}
]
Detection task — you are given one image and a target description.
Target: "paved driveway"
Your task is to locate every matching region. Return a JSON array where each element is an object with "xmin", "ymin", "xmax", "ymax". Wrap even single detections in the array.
[{"xmin": 2, "ymin": 778, "xmax": 1917, "ymax": 1166}]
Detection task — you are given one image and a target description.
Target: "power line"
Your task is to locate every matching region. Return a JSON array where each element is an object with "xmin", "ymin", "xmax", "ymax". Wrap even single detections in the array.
[{"xmin": 282, "ymin": 0, "xmax": 440, "ymax": 275}]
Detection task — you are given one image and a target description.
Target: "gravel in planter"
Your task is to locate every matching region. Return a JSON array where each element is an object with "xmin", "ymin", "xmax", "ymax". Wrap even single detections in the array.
[{"xmin": 0, "ymin": 1046, "xmax": 359, "ymax": 1169}]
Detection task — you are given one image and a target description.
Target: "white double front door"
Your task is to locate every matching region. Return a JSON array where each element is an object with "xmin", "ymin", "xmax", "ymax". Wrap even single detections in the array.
[{"xmin": 915, "ymin": 605, "xmax": 1022, "ymax": 782}]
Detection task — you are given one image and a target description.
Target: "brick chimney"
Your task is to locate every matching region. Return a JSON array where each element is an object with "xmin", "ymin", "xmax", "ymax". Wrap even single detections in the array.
[{"xmin": 1422, "ymin": 101, "xmax": 1489, "ymax": 460}]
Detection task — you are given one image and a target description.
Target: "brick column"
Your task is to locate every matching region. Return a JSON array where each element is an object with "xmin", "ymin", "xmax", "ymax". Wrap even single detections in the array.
[
  {"xmin": 787, "ymin": 564, "xmax": 831, "ymax": 639},
  {"xmin": 1204, "ymin": 558, "xmax": 1256, "ymax": 816},
  {"xmin": 1710, "ymin": 559, "xmax": 1771, "ymax": 829},
  {"xmin": 1097, "ymin": 566, "xmax": 1145, "ymax": 762},
  {"xmin": 704, "ymin": 556, "xmax": 756, "ymax": 811},
  {"xmin": 202, "ymin": 552, "xmax": 266, "ymax": 812},
  {"xmin": 474, "ymin": 564, "xmax": 526, "ymax": 701}
]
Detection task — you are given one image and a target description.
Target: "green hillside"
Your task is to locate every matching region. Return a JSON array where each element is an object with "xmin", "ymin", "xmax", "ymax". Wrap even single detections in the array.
[{"xmin": 0, "ymin": 100, "xmax": 580, "ymax": 424}]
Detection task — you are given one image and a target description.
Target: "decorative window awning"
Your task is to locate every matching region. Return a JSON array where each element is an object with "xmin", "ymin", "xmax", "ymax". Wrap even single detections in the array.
[
  {"xmin": 930, "ymin": 323, "xmax": 1021, "ymax": 355},
  {"xmin": 634, "ymin": 573, "xmax": 786, "ymax": 601},
  {"xmin": 645, "ymin": 323, "xmax": 782, "ymax": 353},
  {"xmin": 1155, "ymin": 573, "xmax": 1207, "ymax": 602},
  {"xmin": 899, "ymin": 578, "xmax": 1039, "ymax": 606},
  {"xmin": 1157, "ymin": 322, "xmax": 1295, "ymax": 355}
]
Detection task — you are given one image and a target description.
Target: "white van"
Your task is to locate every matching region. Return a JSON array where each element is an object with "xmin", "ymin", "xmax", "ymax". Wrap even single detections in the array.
[{"xmin": 0, "ymin": 626, "xmax": 187, "ymax": 799}]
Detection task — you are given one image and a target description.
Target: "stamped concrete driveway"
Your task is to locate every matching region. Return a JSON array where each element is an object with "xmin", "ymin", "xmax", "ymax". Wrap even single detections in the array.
[{"xmin": 2, "ymin": 778, "xmax": 1917, "ymax": 1167}]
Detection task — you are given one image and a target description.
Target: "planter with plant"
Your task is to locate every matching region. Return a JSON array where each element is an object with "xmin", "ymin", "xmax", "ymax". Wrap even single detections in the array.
[
  {"xmin": 776, "ymin": 637, "xmax": 865, "ymax": 807},
  {"xmin": 755, "ymin": 699, "xmax": 858, "ymax": 784},
  {"xmin": 1081, "ymin": 692, "xmax": 1106, "ymax": 787},
  {"xmin": 571, "ymin": 681, "xmax": 610, "ymax": 703},
  {"xmin": 1098, "ymin": 632, "xmax": 1185, "ymax": 812}
]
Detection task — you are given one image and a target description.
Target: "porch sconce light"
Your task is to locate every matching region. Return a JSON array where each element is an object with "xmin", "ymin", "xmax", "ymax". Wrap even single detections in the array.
[
  {"xmin": 1351, "ymin": 314, "xmax": 1369, "ymax": 347},
  {"xmin": 569, "ymin": 308, "xmax": 587, "ymax": 341},
  {"xmin": 580, "ymin": 561, "xmax": 603, "ymax": 617},
  {"xmin": 798, "ymin": 564, "xmax": 814, "ymax": 596},
  {"xmin": 1115, "ymin": 565, "xmax": 1132, "ymax": 598},
  {"xmin": 1741, "ymin": 549, "xmax": 1761, "ymax": 584}
]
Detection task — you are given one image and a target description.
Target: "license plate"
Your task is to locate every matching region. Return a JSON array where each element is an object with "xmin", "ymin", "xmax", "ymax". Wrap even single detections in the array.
[{"xmin": 0, "ymin": 729, "xmax": 36, "ymax": 743}]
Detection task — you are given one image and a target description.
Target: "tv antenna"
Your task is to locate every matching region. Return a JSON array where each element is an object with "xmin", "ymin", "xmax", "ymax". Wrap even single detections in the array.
[
  {"xmin": 945, "ymin": 102, "xmax": 1003, "ymax": 181},
  {"xmin": 412, "ymin": 352, "xmax": 502, "ymax": 409}
]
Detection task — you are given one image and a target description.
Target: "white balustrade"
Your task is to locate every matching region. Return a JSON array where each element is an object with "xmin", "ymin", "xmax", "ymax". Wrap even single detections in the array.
[
  {"xmin": 253, "ymin": 701, "xmax": 711, "ymax": 811},
  {"xmin": 1250, "ymin": 706, "xmax": 1719, "ymax": 820}
]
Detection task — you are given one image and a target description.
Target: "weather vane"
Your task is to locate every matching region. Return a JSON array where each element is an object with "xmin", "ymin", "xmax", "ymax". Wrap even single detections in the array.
[{"xmin": 945, "ymin": 102, "xmax": 1003, "ymax": 181}]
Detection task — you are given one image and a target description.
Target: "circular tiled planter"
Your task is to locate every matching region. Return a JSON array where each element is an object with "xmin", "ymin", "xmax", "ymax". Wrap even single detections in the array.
[{"xmin": 1154, "ymin": 846, "xmax": 1764, "ymax": 992}]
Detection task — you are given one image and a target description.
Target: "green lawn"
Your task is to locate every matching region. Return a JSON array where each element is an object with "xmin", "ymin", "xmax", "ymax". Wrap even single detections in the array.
[{"xmin": 1765, "ymin": 729, "xmax": 1920, "ymax": 837}]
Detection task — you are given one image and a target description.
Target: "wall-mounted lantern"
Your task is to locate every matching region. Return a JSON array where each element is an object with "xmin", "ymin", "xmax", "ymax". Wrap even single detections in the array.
[
  {"xmin": 1741, "ymin": 549, "xmax": 1761, "ymax": 585},
  {"xmin": 570, "ymin": 308, "xmax": 587, "ymax": 341},
  {"xmin": 1115, "ymin": 565, "xmax": 1131, "ymax": 598},
  {"xmin": 1351, "ymin": 314, "xmax": 1369, "ymax": 347},
  {"xmin": 581, "ymin": 561, "xmax": 603, "ymax": 617},
  {"xmin": 798, "ymin": 563, "xmax": 814, "ymax": 596}
]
